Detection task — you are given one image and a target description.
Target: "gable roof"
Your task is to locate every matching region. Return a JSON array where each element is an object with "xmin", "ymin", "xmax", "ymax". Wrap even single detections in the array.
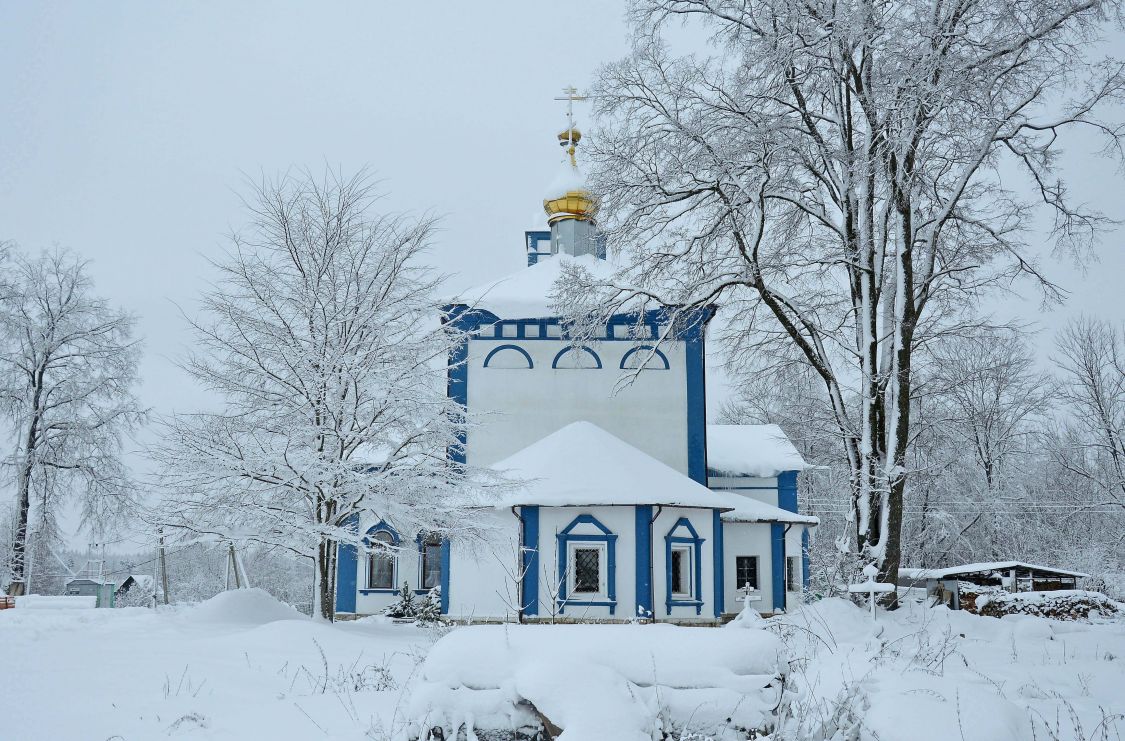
[
  {"xmin": 452, "ymin": 253, "xmax": 619, "ymax": 319},
  {"xmin": 487, "ymin": 421, "xmax": 733, "ymax": 510},
  {"xmin": 706, "ymin": 424, "xmax": 809, "ymax": 478}
]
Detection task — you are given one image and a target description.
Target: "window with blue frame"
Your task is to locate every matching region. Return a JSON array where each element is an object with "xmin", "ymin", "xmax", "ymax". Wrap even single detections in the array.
[
  {"xmin": 556, "ymin": 514, "xmax": 617, "ymax": 614},
  {"xmin": 665, "ymin": 518, "xmax": 704, "ymax": 614}
]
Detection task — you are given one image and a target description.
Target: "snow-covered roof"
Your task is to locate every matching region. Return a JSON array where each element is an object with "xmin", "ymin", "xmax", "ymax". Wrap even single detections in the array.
[
  {"xmin": 899, "ymin": 562, "xmax": 1089, "ymax": 580},
  {"xmin": 715, "ymin": 494, "xmax": 819, "ymax": 526},
  {"xmin": 487, "ymin": 421, "xmax": 734, "ymax": 510},
  {"xmin": 706, "ymin": 424, "xmax": 809, "ymax": 478},
  {"xmin": 451, "ymin": 253, "xmax": 619, "ymax": 319}
]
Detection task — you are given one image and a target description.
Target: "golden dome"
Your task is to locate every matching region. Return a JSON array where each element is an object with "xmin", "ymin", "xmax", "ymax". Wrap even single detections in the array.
[
  {"xmin": 544, "ymin": 127, "xmax": 596, "ymax": 223},
  {"xmin": 544, "ymin": 189, "xmax": 596, "ymax": 224},
  {"xmin": 557, "ymin": 127, "xmax": 582, "ymax": 147}
]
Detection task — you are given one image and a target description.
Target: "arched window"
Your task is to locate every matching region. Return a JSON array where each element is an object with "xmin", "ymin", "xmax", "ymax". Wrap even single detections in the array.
[
  {"xmin": 551, "ymin": 345, "xmax": 603, "ymax": 369},
  {"xmin": 483, "ymin": 344, "xmax": 534, "ymax": 369},
  {"xmin": 367, "ymin": 530, "xmax": 397, "ymax": 590},
  {"xmin": 619, "ymin": 345, "xmax": 670, "ymax": 370}
]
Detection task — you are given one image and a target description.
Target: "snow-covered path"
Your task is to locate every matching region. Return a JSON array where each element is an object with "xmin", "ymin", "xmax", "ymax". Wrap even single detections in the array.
[{"xmin": 0, "ymin": 590, "xmax": 429, "ymax": 740}]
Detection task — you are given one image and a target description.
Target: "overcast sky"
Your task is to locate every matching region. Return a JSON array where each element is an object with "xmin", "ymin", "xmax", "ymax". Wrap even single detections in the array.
[{"xmin": 2, "ymin": 3, "xmax": 1123, "ymax": 546}]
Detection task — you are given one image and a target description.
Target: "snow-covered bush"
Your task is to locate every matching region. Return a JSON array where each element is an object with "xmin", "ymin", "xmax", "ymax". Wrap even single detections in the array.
[{"xmin": 383, "ymin": 583, "xmax": 443, "ymax": 624}]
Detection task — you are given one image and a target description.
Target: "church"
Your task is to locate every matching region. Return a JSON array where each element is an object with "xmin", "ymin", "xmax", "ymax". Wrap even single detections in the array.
[{"xmin": 334, "ymin": 112, "xmax": 817, "ymax": 623}]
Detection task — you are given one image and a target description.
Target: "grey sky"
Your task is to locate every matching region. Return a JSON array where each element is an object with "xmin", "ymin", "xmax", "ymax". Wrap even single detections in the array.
[{"xmin": 1, "ymin": 3, "xmax": 1123, "ymax": 547}]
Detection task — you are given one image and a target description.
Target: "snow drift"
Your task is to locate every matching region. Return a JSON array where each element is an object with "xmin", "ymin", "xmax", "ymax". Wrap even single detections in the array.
[
  {"xmin": 186, "ymin": 587, "xmax": 307, "ymax": 624},
  {"xmin": 406, "ymin": 623, "xmax": 787, "ymax": 741}
]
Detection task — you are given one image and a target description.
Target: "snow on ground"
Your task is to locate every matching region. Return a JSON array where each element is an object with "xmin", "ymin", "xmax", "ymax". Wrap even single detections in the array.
[
  {"xmin": 1, "ymin": 589, "xmax": 1122, "ymax": 740},
  {"xmin": 775, "ymin": 596, "xmax": 1125, "ymax": 741},
  {"xmin": 0, "ymin": 589, "xmax": 430, "ymax": 740}
]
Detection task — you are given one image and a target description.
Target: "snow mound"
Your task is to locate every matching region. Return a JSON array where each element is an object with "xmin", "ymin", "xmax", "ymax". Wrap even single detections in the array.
[
  {"xmin": 407, "ymin": 624, "xmax": 786, "ymax": 741},
  {"xmin": 978, "ymin": 589, "xmax": 1123, "ymax": 622},
  {"xmin": 186, "ymin": 588, "xmax": 306, "ymax": 624}
]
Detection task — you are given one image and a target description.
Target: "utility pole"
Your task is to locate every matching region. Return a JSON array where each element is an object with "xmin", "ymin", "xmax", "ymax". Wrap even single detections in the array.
[{"xmin": 158, "ymin": 529, "xmax": 170, "ymax": 605}]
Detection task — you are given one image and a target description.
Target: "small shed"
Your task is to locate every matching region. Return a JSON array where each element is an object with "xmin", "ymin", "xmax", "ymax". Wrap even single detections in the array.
[
  {"xmin": 116, "ymin": 574, "xmax": 162, "ymax": 604},
  {"xmin": 898, "ymin": 561, "xmax": 1088, "ymax": 610},
  {"xmin": 64, "ymin": 560, "xmax": 116, "ymax": 608}
]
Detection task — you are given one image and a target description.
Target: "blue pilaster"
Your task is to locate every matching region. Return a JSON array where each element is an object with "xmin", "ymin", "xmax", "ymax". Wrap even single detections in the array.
[
  {"xmin": 712, "ymin": 508, "xmax": 725, "ymax": 618},
  {"xmin": 683, "ymin": 308, "xmax": 715, "ymax": 485},
  {"xmin": 334, "ymin": 514, "xmax": 359, "ymax": 615},
  {"xmin": 778, "ymin": 470, "xmax": 808, "ymax": 593},
  {"xmin": 635, "ymin": 505, "xmax": 653, "ymax": 618},
  {"xmin": 771, "ymin": 522, "xmax": 786, "ymax": 612},
  {"xmin": 521, "ymin": 506, "xmax": 540, "ymax": 616},
  {"xmin": 440, "ymin": 539, "xmax": 451, "ymax": 614}
]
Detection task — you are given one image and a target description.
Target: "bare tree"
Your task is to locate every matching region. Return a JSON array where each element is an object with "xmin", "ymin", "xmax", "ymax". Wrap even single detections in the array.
[
  {"xmin": 1051, "ymin": 317, "xmax": 1125, "ymax": 509},
  {"xmin": 150, "ymin": 169, "xmax": 495, "ymax": 620},
  {"xmin": 931, "ymin": 330, "xmax": 1055, "ymax": 493},
  {"xmin": 564, "ymin": 0, "xmax": 1124, "ymax": 597},
  {"xmin": 0, "ymin": 248, "xmax": 144, "ymax": 596}
]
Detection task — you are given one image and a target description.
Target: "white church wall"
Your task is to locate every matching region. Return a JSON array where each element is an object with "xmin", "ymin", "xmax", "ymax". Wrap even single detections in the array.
[
  {"xmin": 466, "ymin": 339, "xmax": 689, "ymax": 472},
  {"xmin": 708, "ymin": 476, "xmax": 780, "ymax": 508},
  {"xmin": 447, "ymin": 508, "xmax": 522, "ymax": 621},
  {"xmin": 652, "ymin": 506, "xmax": 718, "ymax": 622},
  {"xmin": 721, "ymin": 522, "xmax": 774, "ymax": 615}
]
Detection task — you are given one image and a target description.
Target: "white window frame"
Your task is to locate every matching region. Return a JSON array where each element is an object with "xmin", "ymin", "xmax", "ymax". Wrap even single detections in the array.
[
  {"xmin": 366, "ymin": 532, "xmax": 397, "ymax": 590},
  {"xmin": 567, "ymin": 542, "xmax": 607, "ymax": 599},
  {"xmin": 670, "ymin": 544, "xmax": 694, "ymax": 598}
]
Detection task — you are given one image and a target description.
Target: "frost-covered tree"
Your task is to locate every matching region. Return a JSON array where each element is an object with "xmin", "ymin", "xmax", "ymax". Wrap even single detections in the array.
[
  {"xmin": 569, "ymin": 0, "xmax": 1124, "ymax": 596},
  {"xmin": 1051, "ymin": 317, "xmax": 1125, "ymax": 510},
  {"xmin": 151, "ymin": 169, "xmax": 492, "ymax": 620},
  {"xmin": 0, "ymin": 249, "xmax": 144, "ymax": 596}
]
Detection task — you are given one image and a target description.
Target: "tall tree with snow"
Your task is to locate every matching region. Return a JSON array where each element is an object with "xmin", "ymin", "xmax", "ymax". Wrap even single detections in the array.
[
  {"xmin": 0, "ymin": 248, "xmax": 144, "ymax": 596},
  {"xmin": 567, "ymin": 0, "xmax": 1125, "ymax": 597},
  {"xmin": 152, "ymin": 169, "xmax": 489, "ymax": 620}
]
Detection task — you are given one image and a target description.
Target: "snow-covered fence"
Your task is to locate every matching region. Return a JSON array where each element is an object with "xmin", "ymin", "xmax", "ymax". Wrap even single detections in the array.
[{"xmin": 405, "ymin": 623, "xmax": 788, "ymax": 740}]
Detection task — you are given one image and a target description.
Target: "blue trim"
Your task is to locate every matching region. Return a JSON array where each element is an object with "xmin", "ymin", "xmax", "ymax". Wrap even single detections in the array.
[
  {"xmin": 482, "ymin": 344, "xmax": 534, "ymax": 369},
  {"xmin": 440, "ymin": 539, "xmax": 451, "ymax": 614},
  {"xmin": 683, "ymin": 308, "xmax": 714, "ymax": 484},
  {"xmin": 635, "ymin": 506, "xmax": 653, "ymax": 618},
  {"xmin": 364, "ymin": 521, "xmax": 401, "ymax": 545},
  {"xmin": 442, "ymin": 309, "xmax": 681, "ymax": 343},
  {"xmin": 441, "ymin": 305, "xmax": 474, "ymax": 465},
  {"xmin": 619, "ymin": 345, "xmax": 670, "ymax": 370},
  {"xmin": 334, "ymin": 514, "xmax": 360, "ymax": 615},
  {"xmin": 551, "ymin": 345, "xmax": 603, "ymax": 369},
  {"xmin": 771, "ymin": 523, "xmax": 786, "ymax": 612},
  {"xmin": 520, "ymin": 506, "xmax": 540, "ymax": 617},
  {"xmin": 525, "ymin": 230, "xmax": 551, "ymax": 267},
  {"xmin": 777, "ymin": 471, "xmax": 798, "ymax": 512},
  {"xmin": 557, "ymin": 514, "xmax": 618, "ymax": 614},
  {"xmin": 664, "ymin": 517, "xmax": 705, "ymax": 615},
  {"xmin": 712, "ymin": 509, "xmax": 725, "ymax": 618}
]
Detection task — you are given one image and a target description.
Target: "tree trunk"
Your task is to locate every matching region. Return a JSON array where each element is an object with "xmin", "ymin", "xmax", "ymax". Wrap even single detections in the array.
[{"xmin": 317, "ymin": 537, "xmax": 337, "ymax": 621}]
